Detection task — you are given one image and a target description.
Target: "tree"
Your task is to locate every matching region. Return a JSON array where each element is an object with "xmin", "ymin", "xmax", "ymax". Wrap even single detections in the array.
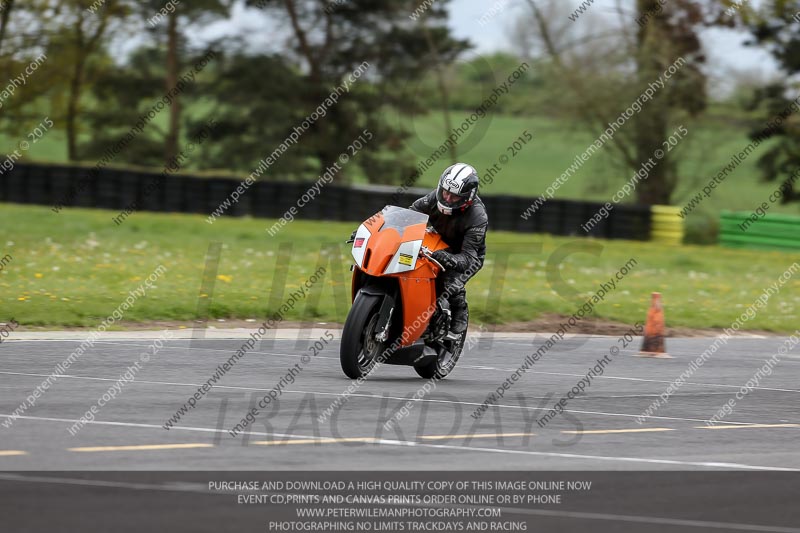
[
  {"xmin": 43, "ymin": 0, "xmax": 129, "ymax": 161},
  {"xmin": 0, "ymin": 0, "xmax": 15, "ymax": 53},
  {"xmin": 744, "ymin": 0, "xmax": 800, "ymax": 202},
  {"xmin": 82, "ymin": 46, "xmax": 179, "ymax": 166},
  {"xmin": 242, "ymin": 0, "xmax": 470, "ymax": 184},
  {"xmin": 0, "ymin": 0, "xmax": 120, "ymax": 145},
  {"xmin": 631, "ymin": 0, "xmax": 705, "ymax": 204},
  {"xmin": 519, "ymin": 0, "xmax": 729, "ymax": 205},
  {"xmin": 133, "ymin": 0, "xmax": 231, "ymax": 166},
  {"xmin": 187, "ymin": 48, "xmax": 310, "ymax": 175},
  {"xmin": 0, "ymin": 0, "xmax": 46, "ymax": 129},
  {"xmin": 419, "ymin": 12, "xmax": 459, "ymax": 163},
  {"xmin": 79, "ymin": 1, "xmax": 230, "ymax": 169},
  {"xmin": 64, "ymin": 2, "xmax": 118, "ymax": 160}
]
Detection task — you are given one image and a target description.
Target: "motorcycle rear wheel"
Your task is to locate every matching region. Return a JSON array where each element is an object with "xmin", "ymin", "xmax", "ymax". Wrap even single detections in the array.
[{"xmin": 414, "ymin": 328, "xmax": 467, "ymax": 380}]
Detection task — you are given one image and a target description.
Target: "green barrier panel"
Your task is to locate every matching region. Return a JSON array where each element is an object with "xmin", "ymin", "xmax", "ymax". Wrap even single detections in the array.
[
  {"xmin": 720, "ymin": 221, "xmax": 799, "ymax": 240},
  {"xmin": 720, "ymin": 211, "xmax": 800, "ymax": 251}
]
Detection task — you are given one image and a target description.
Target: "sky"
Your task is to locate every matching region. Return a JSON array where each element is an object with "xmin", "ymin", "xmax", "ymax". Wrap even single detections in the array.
[
  {"xmin": 195, "ymin": 0, "xmax": 783, "ymax": 95},
  {"xmin": 447, "ymin": 0, "xmax": 781, "ymax": 94}
]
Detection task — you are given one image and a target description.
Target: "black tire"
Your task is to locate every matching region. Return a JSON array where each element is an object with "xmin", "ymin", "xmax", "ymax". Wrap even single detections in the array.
[
  {"xmin": 414, "ymin": 329, "xmax": 468, "ymax": 380},
  {"xmin": 340, "ymin": 293, "xmax": 385, "ymax": 379}
]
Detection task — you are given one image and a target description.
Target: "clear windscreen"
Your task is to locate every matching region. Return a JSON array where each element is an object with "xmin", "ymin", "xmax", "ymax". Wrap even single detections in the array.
[{"xmin": 379, "ymin": 205, "xmax": 429, "ymax": 233}]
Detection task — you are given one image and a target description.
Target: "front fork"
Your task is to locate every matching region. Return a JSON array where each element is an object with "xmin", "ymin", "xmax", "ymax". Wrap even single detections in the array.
[
  {"xmin": 353, "ymin": 281, "xmax": 397, "ymax": 345},
  {"xmin": 373, "ymin": 293, "xmax": 396, "ymax": 343}
]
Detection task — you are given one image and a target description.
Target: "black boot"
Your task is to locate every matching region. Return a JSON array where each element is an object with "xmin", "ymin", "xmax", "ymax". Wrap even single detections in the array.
[{"xmin": 450, "ymin": 301, "xmax": 469, "ymax": 335}]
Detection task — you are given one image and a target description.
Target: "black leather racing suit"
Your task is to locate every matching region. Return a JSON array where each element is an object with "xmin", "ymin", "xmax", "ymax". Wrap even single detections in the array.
[{"xmin": 409, "ymin": 191, "xmax": 489, "ymax": 329}]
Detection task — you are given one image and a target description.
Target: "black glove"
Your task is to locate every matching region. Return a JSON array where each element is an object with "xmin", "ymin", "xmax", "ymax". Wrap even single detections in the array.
[{"xmin": 431, "ymin": 250, "xmax": 457, "ymax": 270}]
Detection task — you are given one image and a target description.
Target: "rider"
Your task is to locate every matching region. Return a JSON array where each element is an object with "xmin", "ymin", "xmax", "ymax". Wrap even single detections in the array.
[{"xmin": 410, "ymin": 163, "xmax": 488, "ymax": 335}]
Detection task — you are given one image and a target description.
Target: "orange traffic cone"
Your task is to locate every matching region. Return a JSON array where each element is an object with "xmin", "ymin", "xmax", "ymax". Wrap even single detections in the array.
[{"xmin": 637, "ymin": 292, "xmax": 671, "ymax": 359}]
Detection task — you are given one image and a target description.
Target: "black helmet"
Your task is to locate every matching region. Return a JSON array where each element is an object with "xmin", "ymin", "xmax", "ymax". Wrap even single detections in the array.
[{"xmin": 436, "ymin": 163, "xmax": 479, "ymax": 215}]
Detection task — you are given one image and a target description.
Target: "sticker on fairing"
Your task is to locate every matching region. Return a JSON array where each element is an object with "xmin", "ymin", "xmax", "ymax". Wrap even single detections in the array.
[
  {"xmin": 384, "ymin": 239, "xmax": 423, "ymax": 275},
  {"xmin": 351, "ymin": 224, "xmax": 371, "ymax": 267}
]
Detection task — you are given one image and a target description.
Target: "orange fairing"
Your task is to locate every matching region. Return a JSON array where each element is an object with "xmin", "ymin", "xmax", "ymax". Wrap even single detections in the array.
[
  {"xmin": 423, "ymin": 230, "xmax": 449, "ymax": 254},
  {"xmin": 360, "ymin": 215, "xmax": 423, "ymax": 277},
  {"xmin": 352, "ymin": 206, "xmax": 452, "ymax": 347},
  {"xmin": 395, "ymin": 231, "xmax": 448, "ymax": 345},
  {"xmin": 357, "ymin": 208, "xmax": 448, "ymax": 278},
  {"xmin": 398, "ymin": 277, "xmax": 436, "ymax": 345}
]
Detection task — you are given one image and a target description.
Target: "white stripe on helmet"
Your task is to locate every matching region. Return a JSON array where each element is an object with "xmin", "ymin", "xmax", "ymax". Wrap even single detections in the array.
[{"xmin": 442, "ymin": 163, "xmax": 475, "ymax": 194}]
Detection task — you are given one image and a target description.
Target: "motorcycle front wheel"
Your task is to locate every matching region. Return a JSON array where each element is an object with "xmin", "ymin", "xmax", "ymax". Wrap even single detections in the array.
[{"xmin": 340, "ymin": 293, "xmax": 386, "ymax": 379}]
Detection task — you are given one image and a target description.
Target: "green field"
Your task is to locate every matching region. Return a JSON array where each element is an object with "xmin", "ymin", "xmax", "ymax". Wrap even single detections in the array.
[
  {"xmin": 6, "ymin": 110, "xmax": 800, "ymax": 225},
  {"xmin": 2, "ymin": 203, "xmax": 799, "ymax": 332},
  {"xmin": 406, "ymin": 111, "xmax": 800, "ymax": 216}
]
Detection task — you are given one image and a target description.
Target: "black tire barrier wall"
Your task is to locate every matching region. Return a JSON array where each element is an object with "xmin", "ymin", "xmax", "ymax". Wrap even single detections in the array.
[{"xmin": 1, "ymin": 163, "xmax": 652, "ymax": 240}]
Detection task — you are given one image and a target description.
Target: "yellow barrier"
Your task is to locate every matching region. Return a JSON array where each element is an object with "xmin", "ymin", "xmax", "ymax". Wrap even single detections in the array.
[{"xmin": 650, "ymin": 205, "xmax": 684, "ymax": 245}]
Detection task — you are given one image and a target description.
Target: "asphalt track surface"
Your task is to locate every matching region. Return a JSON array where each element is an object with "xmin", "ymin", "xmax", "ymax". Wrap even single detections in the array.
[
  {"xmin": 2, "ymin": 329, "xmax": 800, "ymax": 533},
  {"xmin": 1, "ymin": 329, "xmax": 798, "ymax": 471}
]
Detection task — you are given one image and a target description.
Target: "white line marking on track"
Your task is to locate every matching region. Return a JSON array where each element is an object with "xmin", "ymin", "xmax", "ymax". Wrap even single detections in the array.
[
  {"xmin": 2, "ymin": 339, "xmax": 337, "ymax": 362},
  {"xmin": 419, "ymin": 432, "xmax": 536, "ymax": 440},
  {"xmin": 253, "ymin": 437, "xmax": 378, "ymax": 446},
  {"xmin": 0, "ymin": 371, "xmax": 766, "ymax": 426},
  {"xmin": 92, "ymin": 341, "xmax": 333, "ymax": 360},
  {"xmin": 388, "ymin": 441, "xmax": 800, "ymax": 471},
  {"xmin": 0, "ymin": 473, "xmax": 210, "ymax": 493},
  {"xmin": 0, "ymin": 413, "xmax": 794, "ymax": 471},
  {"xmin": 69, "ymin": 443, "xmax": 214, "ymax": 452},
  {"xmin": 0, "ymin": 371, "xmax": 764, "ymax": 425},
  {"xmin": 461, "ymin": 367, "xmax": 800, "ymax": 394},
  {"xmin": 562, "ymin": 428, "xmax": 675, "ymax": 435},
  {"xmin": 699, "ymin": 424, "xmax": 800, "ymax": 430},
  {"xmin": 0, "ymin": 413, "xmax": 316, "ymax": 439},
  {"xmin": 11, "ymin": 339, "xmax": 799, "ymax": 394}
]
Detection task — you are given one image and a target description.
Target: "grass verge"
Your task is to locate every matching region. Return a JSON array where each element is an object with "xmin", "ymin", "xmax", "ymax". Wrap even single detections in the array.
[{"xmin": 1, "ymin": 203, "xmax": 799, "ymax": 331}]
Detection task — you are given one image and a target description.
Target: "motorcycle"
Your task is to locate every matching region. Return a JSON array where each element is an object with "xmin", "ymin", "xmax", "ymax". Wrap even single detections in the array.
[{"xmin": 340, "ymin": 206, "xmax": 468, "ymax": 380}]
